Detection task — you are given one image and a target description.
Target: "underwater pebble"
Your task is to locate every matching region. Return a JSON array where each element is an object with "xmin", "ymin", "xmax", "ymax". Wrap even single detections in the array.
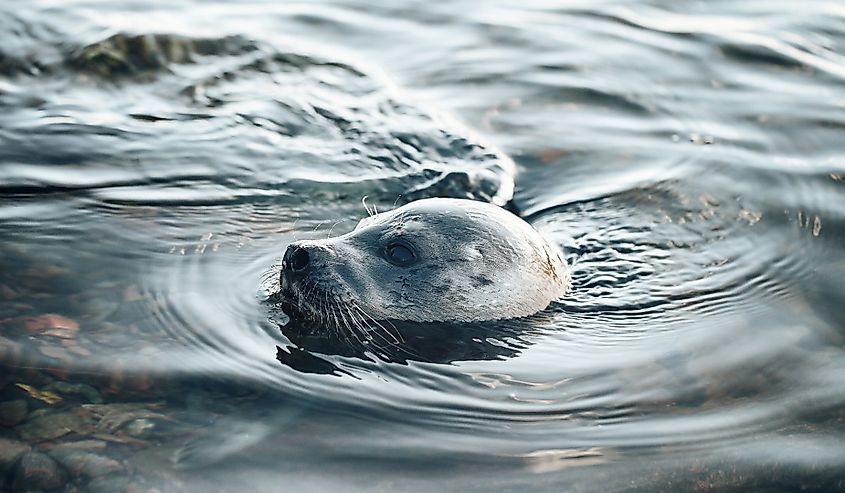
[
  {"xmin": 124, "ymin": 418, "xmax": 155, "ymax": 438},
  {"xmin": 0, "ymin": 284, "xmax": 19, "ymax": 300},
  {"xmin": 10, "ymin": 451, "xmax": 66, "ymax": 491},
  {"xmin": 66, "ymin": 343, "xmax": 94, "ymax": 357},
  {"xmin": 26, "ymin": 264, "xmax": 68, "ymax": 279},
  {"xmin": 0, "ymin": 373, "xmax": 13, "ymax": 390},
  {"xmin": 86, "ymin": 474, "xmax": 132, "ymax": 493},
  {"xmin": 0, "ymin": 400, "xmax": 28, "ymax": 427},
  {"xmin": 123, "ymin": 285, "xmax": 143, "ymax": 302},
  {"xmin": 24, "ymin": 314, "xmax": 80, "ymax": 335},
  {"xmin": 50, "ymin": 448, "xmax": 124, "ymax": 478},
  {"xmin": 83, "ymin": 297, "xmax": 121, "ymax": 324},
  {"xmin": 0, "ymin": 438, "xmax": 31, "ymax": 472},
  {"xmin": 85, "ymin": 403, "xmax": 166, "ymax": 433},
  {"xmin": 38, "ymin": 344, "xmax": 74, "ymax": 361},
  {"xmin": 15, "ymin": 410, "xmax": 90, "ymax": 442},
  {"xmin": 51, "ymin": 381, "xmax": 104, "ymax": 404},
  {"xmin": 47, "ymin": 439, "xmax": 108, "ymax": 451}
]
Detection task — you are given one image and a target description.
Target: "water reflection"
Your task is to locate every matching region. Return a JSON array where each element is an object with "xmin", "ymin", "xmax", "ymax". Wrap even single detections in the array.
[{"xmin": 274, "ymin": 315, "xmax": 543, "ymax": 374}]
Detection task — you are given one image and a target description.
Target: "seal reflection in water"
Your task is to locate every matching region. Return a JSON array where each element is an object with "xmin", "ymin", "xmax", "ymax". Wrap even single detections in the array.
[{"xmin": 277, "ymin": 198, "xmax": 570, "ymax": 351}]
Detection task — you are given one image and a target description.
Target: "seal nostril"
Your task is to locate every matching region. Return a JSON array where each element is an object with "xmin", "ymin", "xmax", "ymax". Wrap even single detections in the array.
[{"xmin": 291, "ymin": 247, "xmax": 310, "ymax": 272}]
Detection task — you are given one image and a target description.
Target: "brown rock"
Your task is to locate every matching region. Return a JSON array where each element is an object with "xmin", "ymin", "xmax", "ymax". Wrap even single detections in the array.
[
  {"xmin": 10, "ymin": 451, "xmax": 66, "ymax": 491},
  {"xmin": 0, "ymin": 400, "xmax": 28, "ymax": 427},
  {"xmin": 24, "ymin": 314, "xmax": 80, "ymax": 336}
]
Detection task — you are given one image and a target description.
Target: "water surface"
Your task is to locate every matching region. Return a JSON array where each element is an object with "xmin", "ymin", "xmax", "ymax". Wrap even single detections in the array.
[{"xmin": 1, "ymin": 1, "xmax": 844, "ymax": 491}]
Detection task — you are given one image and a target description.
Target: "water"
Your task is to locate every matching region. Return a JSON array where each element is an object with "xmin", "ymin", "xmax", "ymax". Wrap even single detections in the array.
[{"xmin": 1, "ymin": 1, "xmax": 844, "ymax": 491}]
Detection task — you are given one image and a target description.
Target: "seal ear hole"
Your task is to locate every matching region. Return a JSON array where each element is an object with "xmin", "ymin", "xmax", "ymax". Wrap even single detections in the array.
[{"xmin": 385, "ymin": 241, "xmax": 416, "ymax": 267}]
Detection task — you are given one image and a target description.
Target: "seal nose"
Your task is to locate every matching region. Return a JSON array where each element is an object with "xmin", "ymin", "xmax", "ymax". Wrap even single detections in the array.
[
  {"xmin": 290, "ymin": 247, "xmax": 310, "ymax": 272},
  {"xmin": 283, "ymin": 243, "xmax": 313, "ymax": 279}
]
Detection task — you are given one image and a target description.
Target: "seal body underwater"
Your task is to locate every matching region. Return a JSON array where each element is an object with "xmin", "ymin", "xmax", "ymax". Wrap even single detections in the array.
[{"xmin": 278, "ymin": 198, "xmax": 570, "ymax": 327}]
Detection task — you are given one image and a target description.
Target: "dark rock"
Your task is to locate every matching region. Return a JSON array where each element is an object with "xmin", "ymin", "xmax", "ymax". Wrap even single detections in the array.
[
  {"xmin": 10, "ymin": 451, "xmax": 66, "ymax": 491},
  {"xmin": 0, "ymin": 400, "xmax": 27, "ymax": 427}
]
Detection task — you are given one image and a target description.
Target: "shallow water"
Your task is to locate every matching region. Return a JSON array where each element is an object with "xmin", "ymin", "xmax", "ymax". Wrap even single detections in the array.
[{"xmin": 1, "ymin": 1, "xmax": 845, "ymax": 491}]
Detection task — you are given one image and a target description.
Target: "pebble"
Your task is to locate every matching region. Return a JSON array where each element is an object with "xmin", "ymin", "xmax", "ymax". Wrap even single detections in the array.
[
  {"xmin": 23, "ymin": 314, "xmax": 80, "ymax": 336},
  {"xmin": 0, "ymin": 437, "xmax": 31, "ymax": 472},
  {"xmin": 86, "ymin": 474, "xmax": 132, "ymax": 493},
  {"xmin": 10, "ymin": 451, "xmax": 66, "ymax": 491},
  {"xmin": 124, "ymin": 418, "xmax": 156, "ymax": 438},
  {"xmin": 52, "ymin": 381, "xmax": 104, "ymax": 404},
  {"xmin": 0, "ymin": 400, "xmax": 28, "ymax": 427},
  {"xmin": 0, "ymin": 284, "xmax": 18, "ymax": 300},
  {"xmin": 15, "ymin": 410, "xmax": 89, "ymax": 442},
  {"xmin": 50, "ymin": 448, "xmax": 124, "ymax": 478},
  {"xmin": 47, "ymin": 439, "xmax": 108, "ymax": 451}
]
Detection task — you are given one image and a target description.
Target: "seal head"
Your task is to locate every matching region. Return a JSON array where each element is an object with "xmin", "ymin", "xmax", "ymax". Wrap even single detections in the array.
[{"xmin": 279, "ymin": 198, "xmax": 569, "ymax": 326}]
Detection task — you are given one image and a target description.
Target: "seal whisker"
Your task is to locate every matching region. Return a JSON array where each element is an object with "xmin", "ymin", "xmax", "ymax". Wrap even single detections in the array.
[
  {"xmin": 326, "ymin": 219, "xmax": 346, "ymax": 239},
  {"xmin": 342, "ymin": 304, "xmax": 369, "ymax": 348},
  {"xmin": 349, "ymin": 304, "xmax": 390, "ymax": 350},
  {"xmin": 329, "ymin": 296, "xmax": 350, "ymax": 347},
  {"xmin": 361, "ymin": 195, "xmax": 374, "ymax": 217},
  {"xmin": 359, "ymin": 305, "xmax": 403, "ymax": 345},
  {"xmin": 291, "ymin": 214, "xmax": 300, "ymax": 241},
  {"xmin": 302, "ymin": 279, "xmax": 318, "ymax": 307},
  {"xmin": 349, "ymin": 303, "xmax": 428, "ymax": 359},
  {"xmin": 331, "ymin": 302, "xmax": 360, "ymax": 348},
  {"xmin": 329, "ymin": 302, "xmax": 341, "ymax": 337},
  {"xmin": 336, "ymin": 302, "xmax": 355, "ymax": 342},
  {"xmin": 351, "ymin": 303, "xmax": 402, "ymax": 347},
  {"xmin": 325, "ymin": 295, "xmax": 346, "ymax": 345},
  {"xmin": 323, "ymin": 289, "xmax": 342, "ymax": 343}
]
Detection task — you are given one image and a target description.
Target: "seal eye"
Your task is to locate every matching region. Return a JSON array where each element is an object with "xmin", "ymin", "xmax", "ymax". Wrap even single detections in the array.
[{"xmin": 385, "ymin": 241, "xmax": 416, "ymax": 266}]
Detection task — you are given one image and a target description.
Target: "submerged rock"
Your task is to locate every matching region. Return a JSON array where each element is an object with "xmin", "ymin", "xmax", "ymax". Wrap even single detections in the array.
[
  {"xmin": 0, "ymin": 400, "xmax": 28, "ymax": 427},
  {"xmin": 124, "ymin": 418, "xmax": 156, "ymax": 438},
  {"xmin": 15, "ymin": 410, "xmax": 91, "ymax": 442},
  {"xmin": 85, "ymin": 474, "xmax": 132, "ymax": 493},
  {"xmin": 69, "ymin": 33, "xmax": 258, "ymax": 78},
  {"xmin": 49, "ymin": 448, "xmax": 124, "ymax": 478},
  {"xmin": 51, "ymin": 381, "xmax": 104, "ymax": 404},
  {"xmin": 23, "ymin": 313, "xmax": 80, "ymax": 336},
  {"xmin": 0, "ymin": 438, "xmax": 31, "ymax": 474},
  {"xmin": 10, "ymin": 451, "xmax": 66, "ymax": 491}
]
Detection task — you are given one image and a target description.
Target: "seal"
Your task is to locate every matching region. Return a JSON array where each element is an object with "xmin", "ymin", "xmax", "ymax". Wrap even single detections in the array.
[{"xmin": 278, "ymin": 198, "xmax": 570, "ymax": 330}]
